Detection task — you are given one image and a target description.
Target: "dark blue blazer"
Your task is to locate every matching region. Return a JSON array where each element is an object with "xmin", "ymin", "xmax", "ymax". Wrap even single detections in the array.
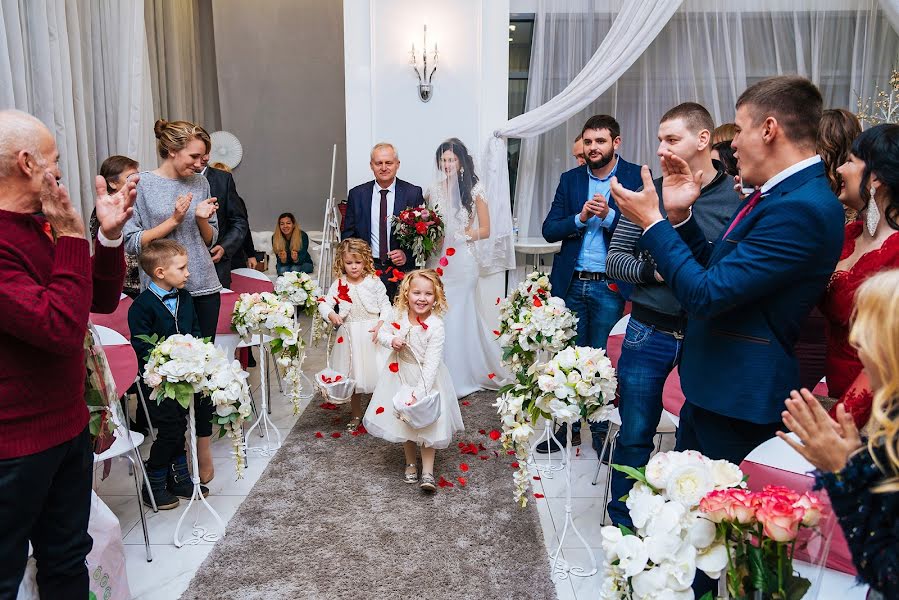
[
  {"xmin": 341, "ymin": 178, "xmax": 425, "ymax": 271},
  {"xmin": 641, "ymin": 161, "xmax": 844, "ymax": 424},
  {"xmin": 542, "ymin": 159, "xmax": 644, "ymax": 298}
]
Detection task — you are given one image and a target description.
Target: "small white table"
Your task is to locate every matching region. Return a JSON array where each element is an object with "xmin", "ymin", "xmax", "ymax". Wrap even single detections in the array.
[{"xmin": 514, "ymin": 237, "xmax": 561, "ymax": 270}]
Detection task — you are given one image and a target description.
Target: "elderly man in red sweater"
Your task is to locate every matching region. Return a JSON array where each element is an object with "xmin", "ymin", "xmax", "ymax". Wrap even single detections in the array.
[{"xmin": 0, "ymin": 110, "xmax": 136, "ymax": 598}]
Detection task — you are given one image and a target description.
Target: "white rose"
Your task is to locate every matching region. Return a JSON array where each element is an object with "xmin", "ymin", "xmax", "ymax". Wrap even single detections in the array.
[
  {"xmin": 600, "ymin": 526, "xmax": 624, "ymax": 558},
  {"xmin": 686, "ymin": 514, "xmax": 717, "ymax": 549},
  {"xmin": 631, "ymin": 565, "xmax": 668, "ymax": 598},
  {"xmin": 645, "ymin": 452, "xmax": 673, "ymax": 490},
  {"xmin": 144, "ymin": 372, "xmax": 163, "ymax": 388},
  {"xmin": 645, "ymin": 500, "xmax": 687, "ymax": 538},
  {"xmin": 665, "ymin": 464, "xmax": 713, "ymax": 507},
  {"xmin": 710, "ymin": 459, "xmax": 744, "ymax": 489},
  {"xmin": 626, "ymin": 483, "xmax": 666, "ymax": 530}
]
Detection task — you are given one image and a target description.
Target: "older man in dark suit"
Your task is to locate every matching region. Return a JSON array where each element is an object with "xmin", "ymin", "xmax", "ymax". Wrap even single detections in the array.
[{"xmin": 342, "ymin": 143, "xmax": 425, "ymax": 299}]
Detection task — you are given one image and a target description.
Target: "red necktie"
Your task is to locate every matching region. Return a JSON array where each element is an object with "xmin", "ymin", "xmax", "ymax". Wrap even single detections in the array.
[
  {"xmin": 379, "ymin": 189, "xmax": 389, "ymax": 261},
  {"xmin": 723, "ymin": 190, "xmax": 762, "ymax": 239}
]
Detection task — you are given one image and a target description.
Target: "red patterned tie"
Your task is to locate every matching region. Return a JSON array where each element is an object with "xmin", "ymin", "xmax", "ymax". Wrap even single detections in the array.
[
  {"xmin": 379, "ymin": 189, "xmax": 389, "ymax": 261},
  {"xmin": 723, "ymin": 190, "xmax": 762, "ymax": 240}
]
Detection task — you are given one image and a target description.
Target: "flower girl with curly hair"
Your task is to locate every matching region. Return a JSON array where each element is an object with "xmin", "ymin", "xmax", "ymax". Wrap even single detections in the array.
[
  {"xmin": 318, "ymin": 239, "xmax": 391, "ymax": 430},
  {"xmin": 363, "ymin": 269, "xmax": 463, "ymax": 492}
]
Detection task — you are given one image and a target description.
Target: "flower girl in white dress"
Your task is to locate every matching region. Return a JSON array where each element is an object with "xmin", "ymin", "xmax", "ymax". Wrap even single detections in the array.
[
  {"xmin": 318, "ymin": 239, "xmax": 391, "ymax": 431},
  {"xmin": 362, "ymin": 269, "xmax": 463, "ymax": 492}
]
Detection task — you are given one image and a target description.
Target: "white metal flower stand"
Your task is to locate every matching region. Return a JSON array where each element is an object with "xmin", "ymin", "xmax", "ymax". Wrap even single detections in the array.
[
  {"xmin": 294, "ymin": 312, "xmax": 315, "ymax": 401},
  {"xmin": 548, "ymin": 423, "xmax": 598, "ymax": 580},
  {"xmin": 173, "ymin": 397, "xmax": 225, "ymax": 547},
  {"xmin": 528, "ymin": 418, "xmax": 568, "ymax": 479},
  {"xmin": 245, "ymin": 333, "xmax": 281, "ymax": 455}
]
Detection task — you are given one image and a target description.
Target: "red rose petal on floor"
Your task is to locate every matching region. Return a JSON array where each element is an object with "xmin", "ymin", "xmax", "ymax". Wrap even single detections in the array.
[
  {"xmin": 439, "ymin": 256, "xmax": 449, "ymax": 267},
  {"xmin": 315, "ymin": 432, "xmax": 324, "ymax": 438},
  {"xmin": 438, "ymin": 476, "xmax": 454, "ymax": 488},
  {"xmin": 488, "ymin": 429, "xmax": 501, "ymax": 441},
  {"xmin": 487, "ymin": 372, "xmax": 496, "ymax": 379},
  {"xmin": 461, "ymin": 400, "xmax": 470, "ymax": 406},
  {"xmin": 511, "ymin": 461, "xmax": 520, "ymax": 468},
  {"xmin": 457, "ymin": 476, "xmax": 467, "ymax": 487},
  {"xmin": 533, "ymin": 476, "xmax": 541, "ymax": 481},
  {"xmin": 356, "ymin": 424, "xmax": 367, "ymax": 434},
  {"xmin": 478, "ymin": 429, "xmax": 486, "ymax": 435},
  {"xmin": 319, "ymin": 402, "xmax": 340, "ymax": 410},
  {"xmin": 506, "ymin": 450, "xmax": 516, "ymax": 456},
  {"xmin": 337, "ymin": 336, "xmax": 344, "ymax": 343},
  {"xmin": 534, "ymin": 493, "xmax": 545, "ymax": 499},
  {"xmin": 375, "ymin": 406, "xmax": 385, "ymax": 415},
  {"xmin": 460, "ymin": 463, "xmax": 470, "ymax": 472},
  {"xmin": 478, "ymin": 443, "xmax": 487, "ymax": 451},
  {"xmin": 458, "ymin": 442, "xmax": 466, "ymax": 449},
  {"xmin": 479, "ymin": 455, "xmax": 489, "ymax": 461},
  {"xmin": 389, "ymin": 362, "xmax": 399, "ymax": 373},
  {"xmin": 446, "ymin": 248, "xmax": 456, "ymax": 256},
  {"xmin": 331, "ymin": 432, "xmax": 341, "ymax": 438},
  {"xmin": 391, "ymin": 322, "xmax": 401, "ymax": 329},
  {"xmin": 436, "ymin": 267, "xmax": 443, "ymax": 276},
  {"xmin": 351, "ymin": 430, "xmax": 359, "ymax": 436}
]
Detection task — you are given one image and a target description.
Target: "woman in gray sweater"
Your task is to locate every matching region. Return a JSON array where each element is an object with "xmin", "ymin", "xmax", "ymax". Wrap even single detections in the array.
[{"xmin": 123, "ymin": 119, "xmax": 220, "ymax": 485}]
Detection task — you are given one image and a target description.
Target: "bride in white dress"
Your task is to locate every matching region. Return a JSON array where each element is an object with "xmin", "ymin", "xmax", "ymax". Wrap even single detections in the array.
[{"xmin": 425, "ymin": 138, "xmax": 511, "ymax": 398}]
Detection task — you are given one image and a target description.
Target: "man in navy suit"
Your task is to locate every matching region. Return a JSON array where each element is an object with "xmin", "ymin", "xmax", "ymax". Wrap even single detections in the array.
[
  {"xmin": 342, "ymin": 143, "xmax": 425, "ymax": 299},
  {"xmin": 611, "ymin": 76, "xmax": 844, "ymax": 467},
  {"xmin": 541, "ymin": 115, "xmax": 645, "ymax": 454}
]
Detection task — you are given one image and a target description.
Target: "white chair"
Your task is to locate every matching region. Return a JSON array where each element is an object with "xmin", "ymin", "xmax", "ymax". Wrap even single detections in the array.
[
  {"xmin": 591, "ymin": 408, "xmax": 678, "ymax": 525},
  {"xmin": 93, "ymin": 326, "xmax": 155, "ymax": 442},
  {"xmin": 231, "ymin": 267, "xmax": 272, "ymax": 282},
  {"xmin": 94, "ymin": 394, "xmax": 156, "ymax": 562},
  {"xmin": 609, "ymin": 313, "xmax": 630, "ymax": 337}
]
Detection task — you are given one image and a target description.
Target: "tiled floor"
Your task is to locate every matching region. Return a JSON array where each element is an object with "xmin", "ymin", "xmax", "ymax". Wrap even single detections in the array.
[{"xmin": 96, "ymin": 337, "xmax": 867, "ymax": 600}]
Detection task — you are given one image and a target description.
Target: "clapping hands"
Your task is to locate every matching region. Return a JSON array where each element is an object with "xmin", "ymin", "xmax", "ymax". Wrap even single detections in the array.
[
  {"xmin": 94, "ymin": 174, "xmax": 137, "ymax": 240},
  {"xmin": 579, "ymin": 193, "xmax": 610, "ymax": 223},
  {"xmin": 777, "ymin": 389, "xmax": 863, "ymax": 473},
  {"xmin": 195, "ymin": 197, "xmax": 218, "ymax": 220}
]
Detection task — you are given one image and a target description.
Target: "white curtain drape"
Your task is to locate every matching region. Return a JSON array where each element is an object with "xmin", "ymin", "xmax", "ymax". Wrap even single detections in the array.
[
  {"xmin": 0, "ymin": 0, "xmax": 155, "ymax": 224},
  {"xmin": 512, "ymin": 0, "xmax": 899, "ymax": 243}
]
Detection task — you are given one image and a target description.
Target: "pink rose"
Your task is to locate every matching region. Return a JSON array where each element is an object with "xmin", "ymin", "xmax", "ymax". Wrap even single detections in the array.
[
  {"xmin": 755, "ymin": 496, "xmax": 804, "ymax": 542},
  {"xmin": 724, "ymin": 489, "xmax": 757, "ymax": 524},
  {"xmin": 794, "ymin": 492, "xmax": 822, "ymax": 527},
  {"xmin": 699, "ymin": 489, "xmax": 732, "ymax": 523},
  {"xmin": 760, "ymin": 485, "xmax": 801, "ymax": 504}
]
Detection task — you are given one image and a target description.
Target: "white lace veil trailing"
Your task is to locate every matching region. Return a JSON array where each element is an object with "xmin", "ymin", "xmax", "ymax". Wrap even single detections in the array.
[{"xmin": 427, "ymin": 138, "xmax": 515, "ymax": 275}]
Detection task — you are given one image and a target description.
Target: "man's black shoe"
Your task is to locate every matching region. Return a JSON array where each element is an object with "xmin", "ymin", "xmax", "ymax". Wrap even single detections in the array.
[{"xmin": 534, "ymin": 424, "xmax": 582, "ymax": 453}]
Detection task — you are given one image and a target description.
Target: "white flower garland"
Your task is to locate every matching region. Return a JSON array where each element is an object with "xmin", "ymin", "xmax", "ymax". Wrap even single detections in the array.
[
  {"xmin": 139, "ymin": 333, "xmax": 251, "ymax": 478},
  {"xmin": 231, "ymin": 292, "xmax": 305, "ymax": 414}
]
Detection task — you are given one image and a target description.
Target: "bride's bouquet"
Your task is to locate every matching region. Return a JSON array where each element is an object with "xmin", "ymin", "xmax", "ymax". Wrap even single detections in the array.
[
  {"xmin": 138, "ymin": 333, "xmax": 251, "ymax": 478},
  {"xmin": 391, "ymin": 205, "xmax": 444, "ymax": 267},
  {"xmin": 274, "ymin": 271, "xmax": 321, "ymax": 317}
]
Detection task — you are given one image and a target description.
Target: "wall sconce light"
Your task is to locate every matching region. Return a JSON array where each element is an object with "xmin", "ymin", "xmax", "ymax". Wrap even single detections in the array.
[{"xmin": 409, "ymin": 24, "xmax": 438, "ymax": 103}]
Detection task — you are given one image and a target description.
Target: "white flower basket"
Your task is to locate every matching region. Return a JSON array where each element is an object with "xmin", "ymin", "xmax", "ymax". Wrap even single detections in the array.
[{"xmin": 315, "ymin": 326, "xmax": 355, "ymax": 403}]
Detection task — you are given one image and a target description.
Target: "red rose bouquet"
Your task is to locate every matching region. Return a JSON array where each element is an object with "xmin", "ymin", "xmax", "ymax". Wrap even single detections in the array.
[{"xmin": 391, "ymin": 205, "xmax": 444, "ymax": 267}]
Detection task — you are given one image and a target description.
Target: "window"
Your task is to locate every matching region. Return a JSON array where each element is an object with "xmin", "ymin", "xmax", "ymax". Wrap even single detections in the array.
[{"xmin": 508, "ymin": 14, "xmax": 535, "ymax": 200}]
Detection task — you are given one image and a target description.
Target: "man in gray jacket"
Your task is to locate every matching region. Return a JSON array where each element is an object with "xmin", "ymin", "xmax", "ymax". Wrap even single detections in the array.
[{"xmin": 604, "ymin": 103, "xmax": 743, "ymax": 527}]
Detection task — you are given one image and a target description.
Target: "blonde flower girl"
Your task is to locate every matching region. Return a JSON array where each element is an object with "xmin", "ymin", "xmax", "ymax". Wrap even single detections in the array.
[
  {"xmin": 363, "ymin": 269, "xmax": 464, "ymax": 492},
  {"xmin": 318, "ymin": 239, "xmax": 391, "ymax": 431}
]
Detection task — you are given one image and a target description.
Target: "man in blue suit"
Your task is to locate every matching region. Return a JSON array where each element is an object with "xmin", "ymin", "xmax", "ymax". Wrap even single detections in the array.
[
  {"xmin": 610, "ymin": 76, "xmax": 845, "ymax": 467},
  {"xmin": 540, "ymin": 115, "xmax": 644, "ymax": 454},
  {"xmin": 342, "ymin": 143, "xmax": 425, "ymax": 299}
]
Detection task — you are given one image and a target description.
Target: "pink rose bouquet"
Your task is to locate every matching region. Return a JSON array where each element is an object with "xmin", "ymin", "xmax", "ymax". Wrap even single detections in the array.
[{"xmin": 699, "ymin": 485, "xmax": 824, "ymax": 599}]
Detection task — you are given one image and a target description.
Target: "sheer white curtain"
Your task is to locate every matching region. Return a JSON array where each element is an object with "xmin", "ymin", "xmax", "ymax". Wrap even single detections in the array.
[
  {"xmin": 0, "ymin": 0, "xmax": 155, "ymax": 223},
  {"xmin": 514, "ymin": 0, "xmax": 899, "ymax": 241}
]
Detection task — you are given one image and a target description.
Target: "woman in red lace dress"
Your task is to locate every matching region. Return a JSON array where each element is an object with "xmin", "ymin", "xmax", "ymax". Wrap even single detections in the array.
[{"xmin": 822, "ymin": 124, "xmax": 899, "ymax": 428}]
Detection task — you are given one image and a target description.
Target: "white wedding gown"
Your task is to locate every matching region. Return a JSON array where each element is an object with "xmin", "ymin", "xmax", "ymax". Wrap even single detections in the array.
[{"xmin": 426, "ymin": 180, "xmax": 510, "ymax": 398}]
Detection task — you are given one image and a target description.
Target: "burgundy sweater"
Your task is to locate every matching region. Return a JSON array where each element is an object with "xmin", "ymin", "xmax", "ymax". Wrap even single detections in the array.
[{"xmin": 0, "ymin": 208, "xmax": 124, "ymax": 459}]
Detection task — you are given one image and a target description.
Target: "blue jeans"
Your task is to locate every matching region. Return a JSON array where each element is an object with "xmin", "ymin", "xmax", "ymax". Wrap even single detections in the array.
[
  {"xmin": 564, "ymin": 278, "xmax": 625, "ymax": 448},
  {"xmin": 607, "ymin": 317, "xmax": 683, "ymax": 527}
]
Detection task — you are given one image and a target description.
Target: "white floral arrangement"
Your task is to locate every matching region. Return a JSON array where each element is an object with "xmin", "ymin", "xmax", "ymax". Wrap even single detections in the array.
[
  {"xmin": 498, "ymin": 295, "xmax": 577, "ymax": 371},
  {"xmin": 274, "ymin": 271, "xmax": 321, "ymax": 317},
  {"xmin": 138, "ymin": 333, "xmax": 251, "ymax": 478},
  {"xmin": 496, "ymin": 271, "xmax": 554, "ymax": 370},
  {"xmin": 231, "ymin": 292, "xmax": 305, "ymax": 414},
  {"xmin": 600, "ymin": 451, "xmax": 746, "ymax": 599}
]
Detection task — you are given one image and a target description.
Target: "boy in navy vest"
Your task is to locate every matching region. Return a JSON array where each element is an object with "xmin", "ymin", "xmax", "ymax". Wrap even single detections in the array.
[{"xmin": 129, "ymin": 239, "xmax": 207, "ymax": 509}]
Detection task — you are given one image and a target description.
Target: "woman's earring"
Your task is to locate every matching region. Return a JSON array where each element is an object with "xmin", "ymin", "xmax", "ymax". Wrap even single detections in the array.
[
  {"xmin": 460, "ymin": 166, "xmax": 465, "ymax": 175},
  {"xmin": 867, "ymin": 185, "xmax": 880, "ymax": 237}
]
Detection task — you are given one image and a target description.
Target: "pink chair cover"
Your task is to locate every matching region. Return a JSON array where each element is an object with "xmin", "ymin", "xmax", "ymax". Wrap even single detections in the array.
[
  {"xmin": 89, "ymin": 296, "xmax": 134, "ymax": 340},
  {"xmin": 739, "ymin": 460, "xmax": 856, "ymax": 575},
  {"xmin": 229, "ymin": 273, "xmax": 274, "ymax": 294},
  {"xmin": 104, "ymin": 344, "xmax": 137, "ymax": 398},
  {"xmin": 217, "ymin": 291, "xmax": 239, "ymax": 335}
]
